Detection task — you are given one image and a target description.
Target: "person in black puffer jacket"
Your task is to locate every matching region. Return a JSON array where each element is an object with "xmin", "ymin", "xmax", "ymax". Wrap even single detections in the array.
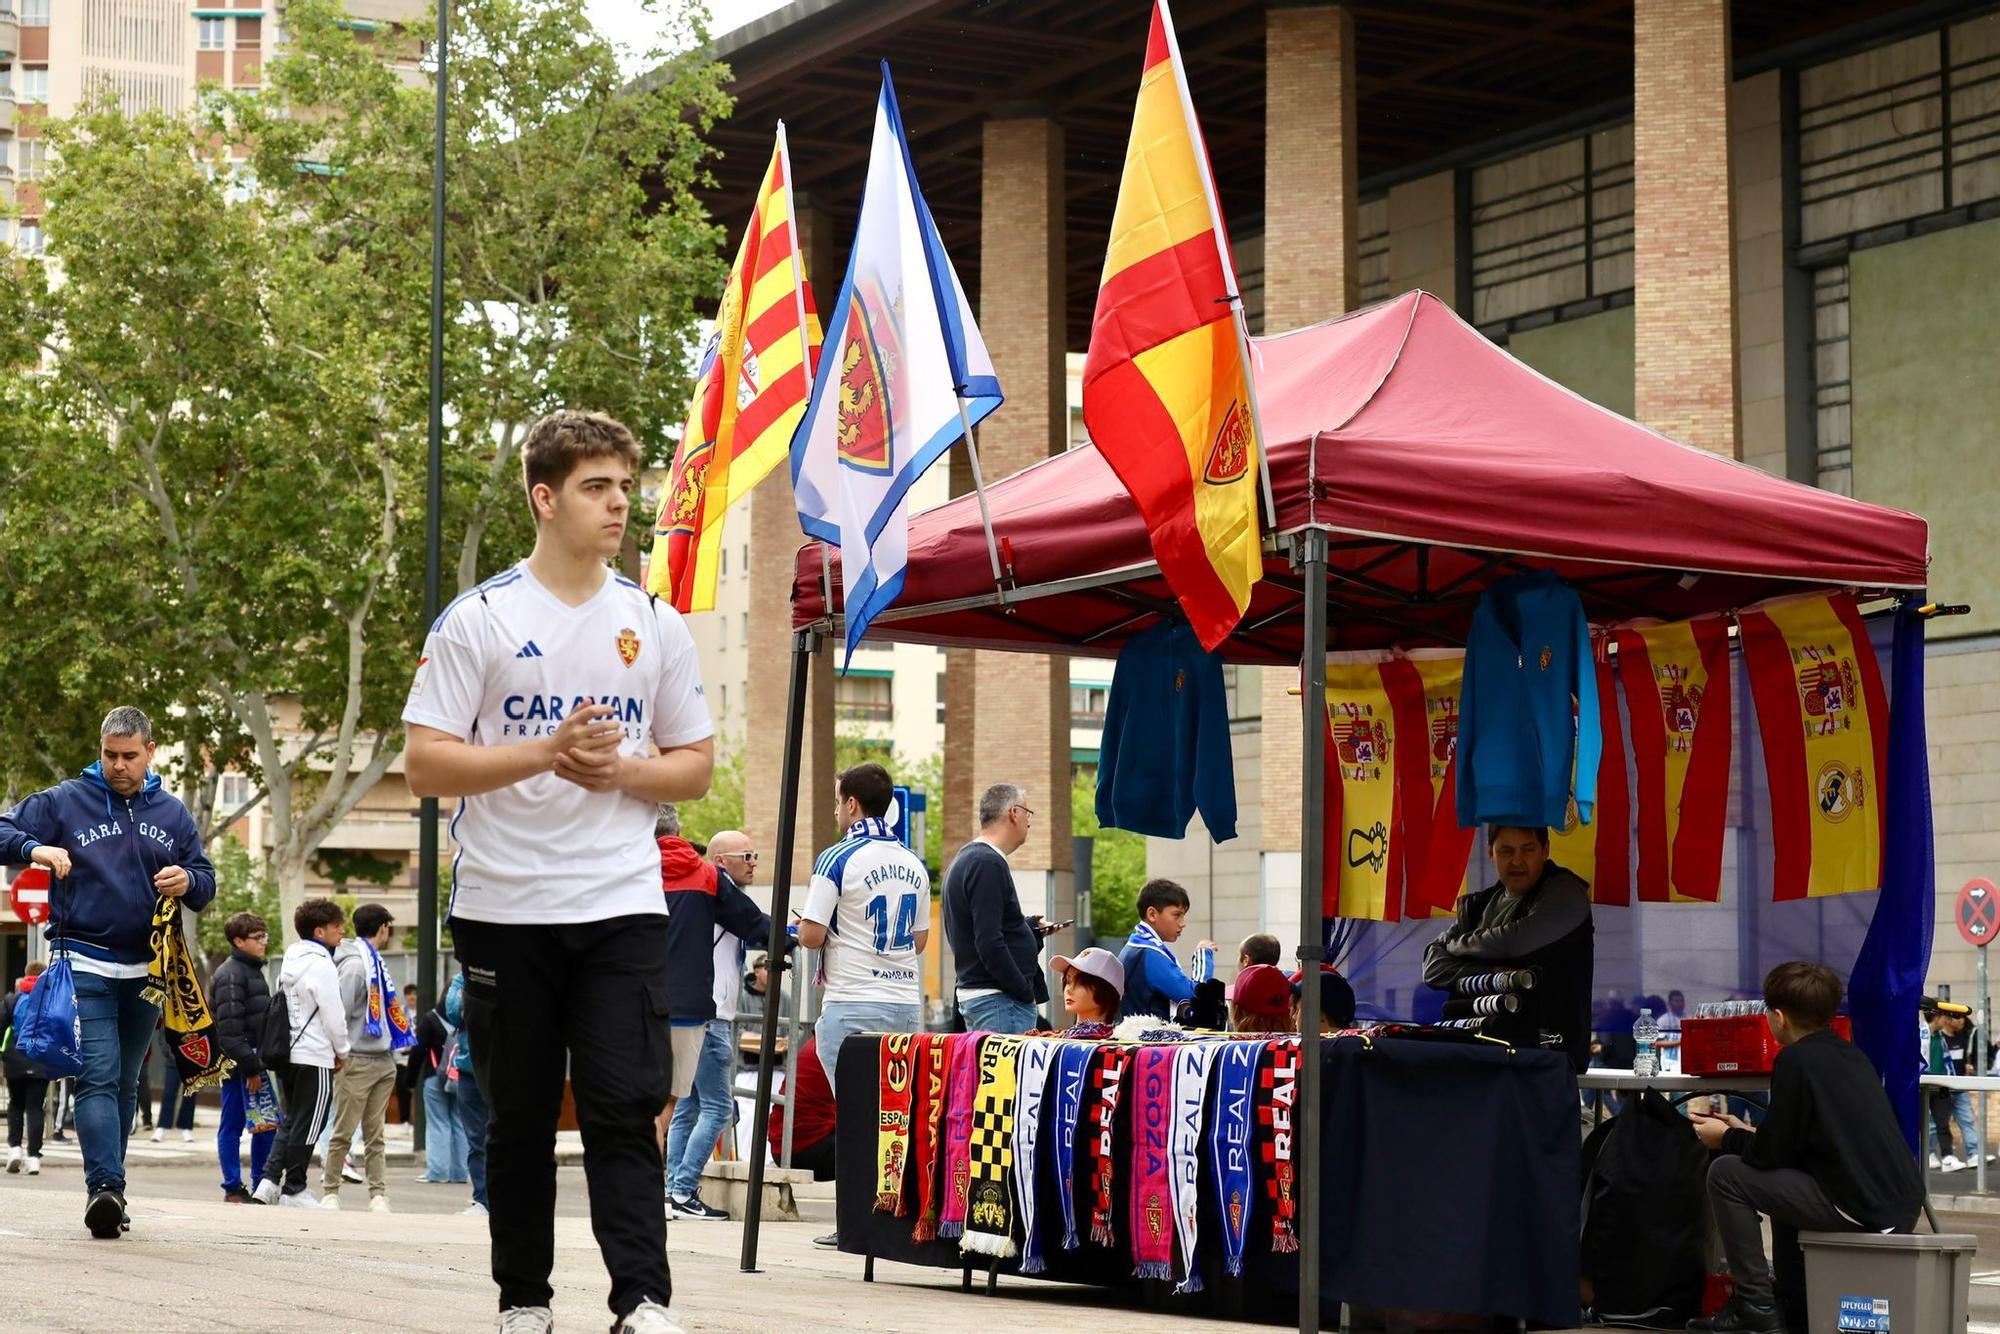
[{"xmin": 208, "ymin": 911, "xmax": 274, "ymax": 1202}]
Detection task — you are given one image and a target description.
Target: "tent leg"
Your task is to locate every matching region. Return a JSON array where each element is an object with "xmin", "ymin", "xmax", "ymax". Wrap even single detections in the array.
[
  {"xmin": 1295, "ymin": 529, "xmax": 1330, "ymax": 1334},
  {"xmin": 740, "ymin": 629, "xmax": 817, "ymax": 1274}
]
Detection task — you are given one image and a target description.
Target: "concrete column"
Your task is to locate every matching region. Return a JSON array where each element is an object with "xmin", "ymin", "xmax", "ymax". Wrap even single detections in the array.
[
  {"xmin": 744, "ymin": 200, "xmax": 837, "ymax": 891},
  {"xmin": 1731, "ymin": 71, "xmax": 1787, "ymax": 478},
  {"xmin": 1259, "ymin": 4, "xmax": 1357, "ymax": 891},
  {"xmin": 966, "ymin": 113, "xmax": 1071, "ymax": 928},
  {"xmin": 1634, "ymin": 0, "xmax": 1742, "ymax": 457}
]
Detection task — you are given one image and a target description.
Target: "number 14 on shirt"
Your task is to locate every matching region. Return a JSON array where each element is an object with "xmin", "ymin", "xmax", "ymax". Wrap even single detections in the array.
[{"xmin": 865, "ymin": 892, "xmax": 919, "ymax": 953}]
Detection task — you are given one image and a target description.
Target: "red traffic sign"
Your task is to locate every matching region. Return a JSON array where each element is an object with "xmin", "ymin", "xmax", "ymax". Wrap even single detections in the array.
[
  {"xmin": 1957, "ymin": 878, "xmax": 1998, "ymax": 949},
  {"xmin": 7, "ymin": 866, "xmax": 49, "ymax": 925}
]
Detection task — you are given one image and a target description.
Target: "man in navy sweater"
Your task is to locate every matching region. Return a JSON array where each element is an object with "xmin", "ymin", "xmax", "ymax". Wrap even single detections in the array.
[
  {"xmin": 0, "ymin": 706, "xmax": 216, "ymax": 1239},
  {"xmin": 942, "ymin": 783, "xmax": 1048, "ymax": 1033}
]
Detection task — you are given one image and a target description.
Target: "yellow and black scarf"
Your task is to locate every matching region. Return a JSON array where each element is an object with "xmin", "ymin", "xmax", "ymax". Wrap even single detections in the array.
[
  {"xmin": 960, "ymin": 1035, "xmax": 1024, "ymax": 1259},
  {"xmin": 144, "ymin": 895, "xmax": 234, "ymax": 1092}
]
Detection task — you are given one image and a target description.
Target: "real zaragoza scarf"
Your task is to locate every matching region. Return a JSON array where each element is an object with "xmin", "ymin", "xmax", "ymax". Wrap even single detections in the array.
[
  {"xmin": 1257, "ymin": 1037, "xmax": 1301, "ymax": 1254},
  {"xmin": 939, "ymin": 1030, "xmax": 990, "ymax": 1241},
  {"xmin": 1209, "ymin": 1040, "xmax": 1262, "ymax": 1277},
  {"xmin": 1087, "ymin": 1045, "xmax": 1130, "ymax": 1246},
  {"xmin": 875, "ymin": 1033, "xmax": 917, "ymax": 1213},
  {"xmin": 910, "ymin": 1032, "xmax": 951, "ymax": 1241},
  {"xmin": 962, "ymin": 1035, "xmax": 1024, "ymax": 1259},
  {"xmin": 362, "ymin": 940, "xmax": 417, "ymax": 1050},
  {"xmin": 1171, "ymin": 1040, "xmax": 1219, "ymax": 1293},
  {"xmin": 144, "ymin": 894, "xmax": 234, "ymax": 1092},
  {"xmin": 1129, "ymin": 1044, "xmax": 1176, "ymax": 1281},
  {"xmin": 1051, "ymin": 1039, "xmax": 1095, "ymax": 1250},
  {"xmin": 1013, "ymin": 1037, "xmax": 1057, "ymax": 1273}
]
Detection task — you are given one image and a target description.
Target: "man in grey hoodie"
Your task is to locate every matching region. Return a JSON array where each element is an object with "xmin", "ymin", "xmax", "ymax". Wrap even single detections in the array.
[{"xmin": 320, "ymin": 903, "xmax": 399, "ymax": 1211}]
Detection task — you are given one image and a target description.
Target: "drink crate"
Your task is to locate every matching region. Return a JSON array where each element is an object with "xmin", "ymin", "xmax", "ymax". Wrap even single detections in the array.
[{"xmin": 1680, "ymin": 1012, "xmax": 1852, "ymax": 1076}]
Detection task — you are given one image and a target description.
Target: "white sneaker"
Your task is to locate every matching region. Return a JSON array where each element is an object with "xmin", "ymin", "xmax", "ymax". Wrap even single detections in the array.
[
  {"xmin": 252, "ymin": 1179, "xmax": 281, "ymax": 1206},
  {"xmin": 278, "ymin": 1190, "xmax": 322, "ymax": 1209},
  {"xmin": 24, "ymin": 1156, "xmax": 39, "ymax": 1176},
  {"xmin": 1943, "ymin": 1155, "xmax": 1966, "ymax": 1173},
  {"xmin": 341, "ymin": 1161, "xmax": 365, "ymax": 1185},
  {"xmin": 149, "ymin": 1128, "xmax": 164, "ymax": 1143},
  {"xmin": 461, "ymin": 1201, "xmax": 488, "ymax": 1217},
  {"xmin": 180, "ymin": 1129, "xmax": 193, "ymax": 1143},
  {"xmin": 616, "ymin": 1300, "xmax": 686, "ymax": 1334},
  {"xmin": 368, "ymin": 1196, "xmax": 391, "ymax": 1214},
  {"xmin": 496, "ymin": 1308, "xmax": 553, "ymax": 1334},
  {"xmin": 1929, "ymin": 1152, "xmax": 1943, "ymax": 1170},
  {"xmin": 5, "ymin": 1147, "xmax": 20, "ymax": 1174},
  {"xmin": 321, "ymin": 1193, "xmax": 343, "ymax": 1210}
]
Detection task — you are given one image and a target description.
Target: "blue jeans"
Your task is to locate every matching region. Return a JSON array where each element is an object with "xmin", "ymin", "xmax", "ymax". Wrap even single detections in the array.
[
  {"xmin": 815, "ymin": 1001, "xmax": 921, "ymax": 1082},
  {"xmin": 217, "ymin": 1075, "xmax": 275, "ymax": 1193},
  {"xmin": 72, "ymin": 971, "xmax": 160, "ymax": 1196},
  {"xmin": 959, "ymin": 992, "xmax": 1040, "ymax": 1035},
  {"xmin": 423, "ymin": 1071, "xmax": 469, "ymax": 1182},
  {"xmin": 665, "ymin": 1020, "xmax": 735, "ymax": 1198},
  {"xmin": 456, "ymin": 1065, "xmax": 489, "ymax": 1208}
]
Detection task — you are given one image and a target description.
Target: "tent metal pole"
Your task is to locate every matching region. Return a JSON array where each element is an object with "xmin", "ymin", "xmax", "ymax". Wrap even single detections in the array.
[
  {"xmin": 741, "ymin": 627, "xmax": 816, "ymax": 1273},
  {"xmin": 1296, "ymin": 528, "xmax": 1330, "ymax": 1334}
]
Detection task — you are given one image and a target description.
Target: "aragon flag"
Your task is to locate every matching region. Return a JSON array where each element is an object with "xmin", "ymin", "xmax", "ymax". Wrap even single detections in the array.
[
  {"xmin": 1740, "ymin": 592, "xmax": 1890, "ymax": 900},
  {"xmin": 1548, "ymin": 653, "xmax": 1632, "ymax": 907},
  {"xmin": 1082, "ymin": 0, "xmax": 1263, "ymax": 651},
  {"xmin": 1615, "ymin": 617, "xmax": 1732, "ymax": 903},
  {"xmin": 648, "ymin": 128, "xmax": 822, "ymax": 612}
]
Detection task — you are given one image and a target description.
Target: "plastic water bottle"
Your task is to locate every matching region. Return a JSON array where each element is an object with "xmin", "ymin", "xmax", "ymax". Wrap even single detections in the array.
[{"xmin": 1633, "ymin": 1011, "xmax": 1660, "ymax": 1078}]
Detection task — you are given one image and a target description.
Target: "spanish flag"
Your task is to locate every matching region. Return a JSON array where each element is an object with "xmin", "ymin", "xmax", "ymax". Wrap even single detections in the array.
[
  {"xmin": 1549, "ymin": 654, "xmax": 1632, "ymax": 907},
  {"xmin": 1321, "ymin": 659, "xmax": 1427, "ymax": 922},
  {"xmin": 648, "ymin": 127, "xmax": 822, "ymax": 612},
  {"xmin": 1082, "ymin": 0, "xmax": 1263, "ymax": 651},
  {"xmin": 1401, "ymin": 654, "xmax": 1478, "ymax": 918},
  {"xmin": 1616, "ymin": 617, "xmax": 1732, "ymax": 903},
  {"xmin": 1740, "ymin": 593, "xmax": 1890, "ymax": 900}
]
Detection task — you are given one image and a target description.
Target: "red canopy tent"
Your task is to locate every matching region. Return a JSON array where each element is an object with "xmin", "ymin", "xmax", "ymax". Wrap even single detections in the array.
[{"xmin": 742, "ymin": 292, "xmax": 1933, "ymax": 1324}]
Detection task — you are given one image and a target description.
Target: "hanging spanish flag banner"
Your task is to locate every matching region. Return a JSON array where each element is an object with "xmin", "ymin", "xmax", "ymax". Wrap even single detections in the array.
[
  {"xmin": 1402, "ymin": 654, "xmax": 1476, "ymax": 918},
  {"xmin": 1616, "ymin": 617, "xmax": 1732, "ymax": 903},
  {"xmin": 1548, "ymin": 653, "xmax": 1632, "ymax": 906},
  {"xmin": 1740, "ymin": 593, "xmax": 1890, "ymax": 901},
  {"xmin": 1321, "ymin": 659, "xmax": 1424, "ymax": 921}
]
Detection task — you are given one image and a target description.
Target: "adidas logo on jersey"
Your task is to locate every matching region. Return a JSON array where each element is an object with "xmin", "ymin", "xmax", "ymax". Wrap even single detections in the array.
[{"xmin": 515, "ymin": 641, "xmax": 545, "ymax": 658}]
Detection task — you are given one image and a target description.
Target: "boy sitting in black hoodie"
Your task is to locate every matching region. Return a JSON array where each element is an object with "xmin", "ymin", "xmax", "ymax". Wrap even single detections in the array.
[{"xmin": 1688, "ymin": 961, "xmax": 1925, "ymax": 1333}]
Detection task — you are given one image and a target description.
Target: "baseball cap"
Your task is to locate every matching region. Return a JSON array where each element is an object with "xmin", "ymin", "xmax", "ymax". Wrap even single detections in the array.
[
  {"xmin": 1291, "ymin": 965, "xmax": 1357, "ymax": 1027},
  {"xmin": 1052, "ymin": 947, "xmax": 1125, "ymax": 998},
  {"xmin": 1232, "ymin": 964, "xmax": 1292, "ymax": 1021}
]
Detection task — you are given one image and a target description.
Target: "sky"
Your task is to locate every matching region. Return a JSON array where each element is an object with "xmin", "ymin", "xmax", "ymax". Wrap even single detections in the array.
[{"xmin": 585, "ymin": 0, "xmax": 795, "ymax": 75}]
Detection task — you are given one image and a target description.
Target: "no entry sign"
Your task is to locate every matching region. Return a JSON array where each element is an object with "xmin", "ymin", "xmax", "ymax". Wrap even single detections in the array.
[
  {"xmin": 1957, "ymin": 878, "xmax": 1998, "ymax": 949},
  {"xmin": 7, "ymin": 866, "xmax": 49, "ymax": 924}
]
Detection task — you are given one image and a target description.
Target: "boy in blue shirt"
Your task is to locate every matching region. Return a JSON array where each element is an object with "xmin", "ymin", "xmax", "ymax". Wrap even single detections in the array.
[{"xmin": 1117, "ymin": 880, "xmax": 1216, "ymax": 1022}]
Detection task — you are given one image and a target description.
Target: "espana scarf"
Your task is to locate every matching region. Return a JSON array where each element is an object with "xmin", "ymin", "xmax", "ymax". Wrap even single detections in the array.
[
  {"xmin": 1087, "ymin": 1045, "xmax": 1129, "ymax": 1246},
  {"xmin": 1209, "ymin": 1040, "xmax": 1262, "ymax": 1276},
  {"xmin": 1170, "ymin": 1041, "xmax": 1219, "ymax": 1294},
  {"xmin": 363, "ymin": 940, "xmax": 417, "ymax": 1050},
  {"xmin": 1013, "ymin": 1037, "xmax": 1056, "ymax": 1273},
  {"xmin": 1129, "ymin": 1045, "xmax": 1176, "ymax": 1281},
  {"xmin": 961, "ymin": 1035, "xmax": 1024, "ymax": 1260},
  {"xmin": 938, "ymin": 1030, "xmax": 990, "ymax": 1240},
  {"xmin": 1257, "ymin": 1038, "xmax": 1301, "ymax": 1254},
  {"xmin": 1051, "ymin": 1039, "xmax": 1095, "ymax": 1250},
  {"xmin": 910, "ymin": 1032, "xmax": 950, "ymax": 1241},
  {"xmin": 875, "ymin": 1033, "xmax": 917, "ymax": 1213},
  {"xmin": 144, "ymin": 894, "xmax": 233, "ymax": 1092}
]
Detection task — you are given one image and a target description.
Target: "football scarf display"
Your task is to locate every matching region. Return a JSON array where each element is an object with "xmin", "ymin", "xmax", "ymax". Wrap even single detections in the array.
[
  {"xmin": 1256, "ymin": 1038, "xmax": 1301, "ymax": 1254},
  {"xmin": 910, "ymin": 1032, "xmax": 951, "ymax": 1241},
  {"xmin": 1129, "ymin": 1045, "xmax": 1176, "ymax": 1280},
  {"xmin": 1013, "ymin": 1037, "xmax": 1057, "ymax": 1273},
  {"xmin": 938, "ymin": 1030, "xmax": 990, "ymax": 1240},
  {"xmin": 1170, "ymin": 1041, "xmax": 1219, "ymax": 1293},
  {"xmin": 362, "ymin": 940, "xmax": 417, "ymax": 1050},
  {"xmin": 1209, "ymin": 1040, "xmax": 1261, "ymax": 1277},
  {"xmin": 961, "ymin": 1035, "xmax": 1024, "ymax": 1260},
  {"xmin": 1051, "ymin": 1039, "xmax": 1094, "ymax": 1250},
  {"xmin": 144, "ymin": 894, "xmax": 234, "ymax": 1092},
  {"xmin": 875, "ymin": 1033, "xmax": 917, "ymax": 1213},
  {"xmin": 1087, "ymin": 1045, "xmax": 1130, "ymax": 1245}
]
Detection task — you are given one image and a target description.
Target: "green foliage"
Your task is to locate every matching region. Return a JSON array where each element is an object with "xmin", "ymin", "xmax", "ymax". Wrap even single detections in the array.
[
  {"xmin": 678, "ymin": 736, "xmax": 746, "ymax": 846},
  {"xmin": 312, "ymin": 848, "xmax": 402, "ymax": 889},
  {"xmin": 1073, "ymin": 772, "xmax": 1145, "ymax": 940},
  {"xmin": 197, "ymin": 834, "xmax": 283, "ymax": 965}
]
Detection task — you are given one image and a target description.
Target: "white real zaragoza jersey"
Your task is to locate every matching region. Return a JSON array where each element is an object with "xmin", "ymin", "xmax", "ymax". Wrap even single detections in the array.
[
  {"xmin": 800, "ymin": 823, "xmax": 928, "ymax": 1004},
  {"xmin": 401, "ymin": 561, "xmax": 713, "ymax": 925}
]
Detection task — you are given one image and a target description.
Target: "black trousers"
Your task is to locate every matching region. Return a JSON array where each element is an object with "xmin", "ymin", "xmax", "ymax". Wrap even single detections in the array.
[
  {"xmin": 261, "ymin": 1064, "xmax": 334, "ymax": 1194},
  {"xmin": 1929, "ymin": 1087, "xmax": 1958, "ymax": 1157},
  {"xmin": 454, "ymin": 914, "xmax": 674, "ymax": 1320},
  {"xmin": 6, "ymin": 1076, "xmax": 49, "ymax": 1154}
]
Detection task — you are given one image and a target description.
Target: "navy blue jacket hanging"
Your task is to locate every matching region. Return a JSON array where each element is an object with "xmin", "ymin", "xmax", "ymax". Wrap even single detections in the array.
[
  {"xmin": 1095, "ymin": 620, "xmax": 1237, "ymax": 842},
  {"xmin": 1456, "ymin": 570, "xmax": 1601, "ymax": 831}
]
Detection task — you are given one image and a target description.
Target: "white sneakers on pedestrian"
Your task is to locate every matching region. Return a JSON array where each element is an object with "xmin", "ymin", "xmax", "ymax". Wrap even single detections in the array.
[
  {"xmin": 1943, "ymin": 1154, "xmax": 1966, "ymax": 1172},
  {"xmin": 1929, "ymin": 1152, "xmax": 1943, "ymax": 1170},
  {"xmin": 341, "ymin": 1161, "xmax": 365, "ymax": 1184},
  {"xmin": 616, "ymin": 1300, "xmax": 686, "ymax": 1334},
  {"xmin": 666, "ymin": 1193, "xmax": 729, "ymax": 1222},
  {"xmin": 4, "ymin": 1146, "xmax": 20, "ymax": 1173},
  {"xmin": 180, "ymin": 1129, "xmax": 194, "ymax": 1144},
  {"xmin": 252, "ymin": 1179, "xmax": 281, "ymax": 1206},
  {"xmin": 24, "ymin": 1156, "xmax": 39, "ymax": 1175},
  {"xmin": 368, "ymin": 1196, "xmax": 391, "ymax": 1214},
  {"xmin": 149, "ymin": 1128, "xmax": 164, "ymax": 1143},
  {"xmin": 461, "ymin": 1201, "xmax": 489, "ymax": 1217},
  {"xmin": 496, "ymin": 1307, "xmax": 553, "ymax": 1334},
  {"xmin": 278, "ymin": 1190, "xmax": 323, "ymax": 1209},
  {"xmin": 321, "ymin": 1193, "xmax": 343, "ymax": 1210}
]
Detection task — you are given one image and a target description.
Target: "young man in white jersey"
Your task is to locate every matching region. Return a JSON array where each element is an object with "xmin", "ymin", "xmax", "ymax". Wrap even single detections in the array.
[
  {"xmin": 402, "ymin": 411, "xmax": 714, "ymax": 1334},
  {"xmin": 797, "ymin": 762, "xmax": 929, "ymax": 1085}
]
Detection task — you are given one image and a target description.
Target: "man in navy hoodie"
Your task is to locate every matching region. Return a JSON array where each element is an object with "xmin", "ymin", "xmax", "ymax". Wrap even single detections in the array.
[{"xmin": 0, "ymin": 706, "xmax": 215, "ymax": 1239}]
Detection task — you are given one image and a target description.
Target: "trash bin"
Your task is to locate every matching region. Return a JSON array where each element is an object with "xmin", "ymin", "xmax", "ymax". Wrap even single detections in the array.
[{"xmin": 1798, "ymin": 1230, "xmax": 1977, "ymax": 1332}]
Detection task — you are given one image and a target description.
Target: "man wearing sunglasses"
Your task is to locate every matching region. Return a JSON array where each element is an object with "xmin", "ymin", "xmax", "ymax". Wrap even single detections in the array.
[{"xmin": 942, "ymin": 783, "xmax": 1051, "ymax": 1035}]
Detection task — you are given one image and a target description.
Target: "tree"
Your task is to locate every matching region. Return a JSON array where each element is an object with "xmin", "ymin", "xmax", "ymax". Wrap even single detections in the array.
[
  {"xmin": 1072, "ymin": 771, "xmax": 1145, "ymax": 940},
  {"xmin": 197, "ymin": 833, "xmax": 283, "ymax": 967}
]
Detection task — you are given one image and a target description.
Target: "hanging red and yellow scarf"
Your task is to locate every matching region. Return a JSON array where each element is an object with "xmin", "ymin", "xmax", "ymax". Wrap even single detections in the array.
[{"xmin": 875, "ymin": 1033, "xmax": 917, "ymax": 1213}]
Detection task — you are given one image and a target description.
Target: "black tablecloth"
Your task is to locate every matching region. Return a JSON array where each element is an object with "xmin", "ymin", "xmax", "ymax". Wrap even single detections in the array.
[{"xmin": 833, "ymin": 1034, "xmax": 1581, "ymax": 1327}]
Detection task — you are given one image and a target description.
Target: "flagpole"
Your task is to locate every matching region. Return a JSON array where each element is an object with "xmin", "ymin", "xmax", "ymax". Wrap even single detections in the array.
[{"xmin": 954, "ymin": 394, "xmax": 1009, "ymax": 601}]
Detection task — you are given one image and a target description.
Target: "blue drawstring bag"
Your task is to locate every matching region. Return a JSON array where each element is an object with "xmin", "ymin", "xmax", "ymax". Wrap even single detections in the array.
[{"xmin": 17, "ymin": 876, "xmax": 83, "ymax": 1077}]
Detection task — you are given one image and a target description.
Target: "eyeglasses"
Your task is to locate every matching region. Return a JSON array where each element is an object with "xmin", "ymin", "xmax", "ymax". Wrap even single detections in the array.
[
  {"xmin": 723, "ymin": 851, "xmax": 760, "ymax": 864},
  {"xmin": 246, "ymin": 933, "xmax": 270, "ymax": 941},
  {"xmin": 1012, "ymin": 804, "xmax": 1035, "ymax": 818}
]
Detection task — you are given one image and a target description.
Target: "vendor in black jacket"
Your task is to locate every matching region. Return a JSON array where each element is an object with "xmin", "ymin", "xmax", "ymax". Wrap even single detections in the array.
[
  {"xmin": 1689, "ymin": 961, "xmax": 1925, "ymax": 1334},
  {"xmin": 1421, "ymin": 825, "xmax": 1594, "ymax": 1071},
  {"xmin": 942, "ymin": 783, "xmax": 1050, "ymax": 1034},
  {"xmin": 207, "ymin": 911, "xmax": 274, "ymax": 1202}
]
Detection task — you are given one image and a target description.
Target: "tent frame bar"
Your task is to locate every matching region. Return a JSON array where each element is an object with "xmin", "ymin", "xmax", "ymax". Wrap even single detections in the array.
[{"xmin": 1294, "ymin": 528, "xmax": 1330, "ymax": 1334}]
